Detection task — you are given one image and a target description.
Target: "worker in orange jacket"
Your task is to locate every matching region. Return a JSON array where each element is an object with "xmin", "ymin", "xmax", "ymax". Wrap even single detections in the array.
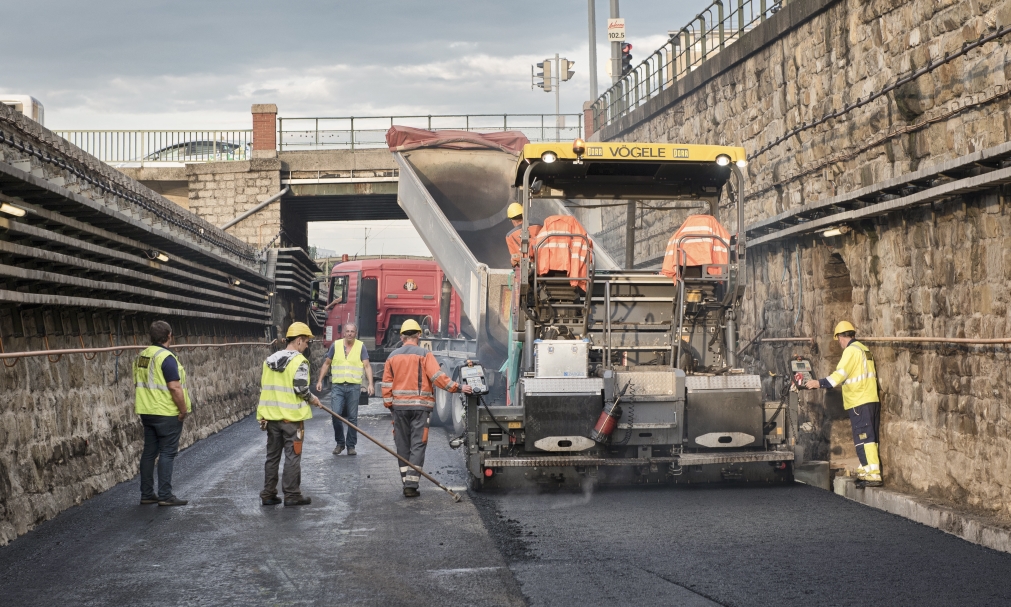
[
  {"xmin": 504, "ymin": 202, "xmax": 542, "ymax": 267},
  {"xmin": 534, "ymin": 215, "xmax": 591, "ymax": 288},
  {"xmin": 381, "ymin": 319, "xmax": 472, "ymax": 497},
  {"xmin": 660, "ymin": 214, "xmax": 731, "ymax": 281}
]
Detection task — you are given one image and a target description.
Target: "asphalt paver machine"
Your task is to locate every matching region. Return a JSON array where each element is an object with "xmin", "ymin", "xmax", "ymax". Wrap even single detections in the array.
[{"xmin": 463, "ymin": 140, "xmax": 795, "ymax": 489}]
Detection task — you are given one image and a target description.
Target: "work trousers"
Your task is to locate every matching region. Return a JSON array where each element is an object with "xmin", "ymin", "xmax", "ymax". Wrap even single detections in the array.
[
  {"xmin": 261, "ymin": 420, "xmax": 303, "ymax": 500},
  {"xmin": 139, "ymin": 414, "xmax": 183, "ymax": 500},
  {"xmin": 331, "ymin": 383, "xmax": 361, "ymax": 448},
  {"xmin": 392, "ymin": 409, "xmax": 431, "ymax": 489},
  {"xmin": 848, "ymin": 401, "xmax": 882, "ymax": 479}
]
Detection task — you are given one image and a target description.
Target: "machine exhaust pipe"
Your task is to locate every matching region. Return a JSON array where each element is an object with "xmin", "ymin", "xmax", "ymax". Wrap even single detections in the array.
[{"xmin": 589, "ymin": 381, "xmax": 631, "ymax": 443}]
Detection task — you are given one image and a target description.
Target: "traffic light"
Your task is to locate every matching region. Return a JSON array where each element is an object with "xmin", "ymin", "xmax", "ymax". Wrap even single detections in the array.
[
  {"xmin": 560, "ymin": 59, "xmax": 575, "ymax": 82},
  {"xmin": 531, "ymin": 59, "xmax": 552, "ymax": 92},
  {"xmin": 621, "ymin": 43, "xmax": 633, "ymax": 75}
]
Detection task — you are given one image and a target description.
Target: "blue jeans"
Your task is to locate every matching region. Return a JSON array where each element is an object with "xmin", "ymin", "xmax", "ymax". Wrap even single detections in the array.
[
  {"xmin": 331, "ymin": 383, "xmax": 361, "ymax": 448},
  {"xmin": 139, "ymin": 414, "xmax": 183, "ymax": 500}
]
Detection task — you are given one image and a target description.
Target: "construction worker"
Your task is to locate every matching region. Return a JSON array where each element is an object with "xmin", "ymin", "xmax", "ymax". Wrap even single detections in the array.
[
  {"xmin": 315, "ymin": 322, "xmax": 374, "ymax": 455},
  {"xmin": 381, "ymin": 319, "xmax": 472, "ymax": 497},
  {"xmin": 258, "ymin": 322, "xmax": 321, "ymax": 506},
  {"xmin": 805, "ymin": 321, "xmax": 883, "ymax": 488},
  {"xmin": 505, "ymin": 202, "xmax": 541, "ymax": 267},
  {"xmin": 134, "ymin": 320, "xmax": 191, "ymax": 507},
  {"xmin": 534, "ymin": 215, "xmax": 591, "ymax": 288},
  {"xmin": 660, "ymin": 213, "xmax": 731, "ymax": 280}
]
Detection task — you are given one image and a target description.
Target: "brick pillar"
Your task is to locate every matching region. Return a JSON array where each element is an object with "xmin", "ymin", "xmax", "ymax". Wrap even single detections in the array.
[
  {"xmin": 582, "ymin": 101, "xmax": 595, "ymax": 139},
  {"xmin": 251, "ymin": 104, "xmax": 277, "ymax": 159}
]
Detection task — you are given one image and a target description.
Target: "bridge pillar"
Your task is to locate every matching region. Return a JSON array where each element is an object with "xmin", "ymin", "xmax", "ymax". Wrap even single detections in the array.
[{"xmin": 251, "ymin": 104, "xmax": 277, "ymax": 159}]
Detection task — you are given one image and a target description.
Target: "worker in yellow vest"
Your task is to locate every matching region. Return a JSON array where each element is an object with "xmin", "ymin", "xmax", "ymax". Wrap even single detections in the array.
[
  {"xmin": 805, "ymin": 321, "xmax": 883, "ymax": 488},
  {"xmin": 134, "ymin": 320, "xmax": 191, "ymax": 507},
  {"xmin": 315, "ymin": 322, "xmax": 374, "ymax": 456},
  {"xmin": 259, "ymin": 322, "xmax": 321, "ymax": 506}
]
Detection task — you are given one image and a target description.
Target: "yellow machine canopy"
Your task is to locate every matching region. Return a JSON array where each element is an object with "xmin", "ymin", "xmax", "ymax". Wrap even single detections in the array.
[{"xmin": 515, "ymin": 142, "xmax": 747, "ymax": 200}]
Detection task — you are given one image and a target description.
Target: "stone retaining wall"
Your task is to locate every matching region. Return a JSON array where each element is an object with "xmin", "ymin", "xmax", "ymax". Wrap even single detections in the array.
[
  {"xmin": 592, "ymin": 0, "xmax": 1011, "ymax": 520},
  {"xmin": 0, "ymin": 333, "xmax": 271, "ymax": 545}
]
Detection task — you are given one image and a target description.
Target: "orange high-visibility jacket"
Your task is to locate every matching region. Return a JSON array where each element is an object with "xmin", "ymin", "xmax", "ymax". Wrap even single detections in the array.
[
  {"xmin": 506, "ymin": 224, "xmax": 542, "ymax": 267},
  {"xmin": 534, "ymin": 215, "xmax": 591, "ymax": 287},
  {"xmin": 381, "ymin": 344, "xmax": 461, "ymax": 410},
  {"xmin": 660, "ymin": 214, "xmax": 731, "ymax": 281}
]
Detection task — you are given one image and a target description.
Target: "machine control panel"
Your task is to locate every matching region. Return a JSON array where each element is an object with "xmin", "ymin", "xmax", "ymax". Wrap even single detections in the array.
[
  {"xmin": 460, "ymin": 363, "xmax": 489, "ymax": 395},
  {"xmin": 790, "ymin": 357, "xmax": 814, "ymax": 387}
]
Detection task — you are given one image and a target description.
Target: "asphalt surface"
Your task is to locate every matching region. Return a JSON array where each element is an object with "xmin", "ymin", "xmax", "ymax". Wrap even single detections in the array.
[{"xmin": 2, "ymin": 401, "xmax": 1011, "ymax": 606}]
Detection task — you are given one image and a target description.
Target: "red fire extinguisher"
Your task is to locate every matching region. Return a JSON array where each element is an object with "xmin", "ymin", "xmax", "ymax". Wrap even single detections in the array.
[{"xmin": 590, "ymin": 381, "xmax": 632, "ymax": 443}]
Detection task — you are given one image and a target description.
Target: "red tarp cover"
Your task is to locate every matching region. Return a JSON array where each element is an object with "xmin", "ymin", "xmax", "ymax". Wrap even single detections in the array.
[{"xmin": 386, "ymin": 126, "xmax": 530, "ymax": 154}]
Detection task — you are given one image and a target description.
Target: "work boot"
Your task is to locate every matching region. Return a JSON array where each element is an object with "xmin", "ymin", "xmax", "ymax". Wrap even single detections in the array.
[
  {"xmin": 403, "ymin": 487, "xmax": 420, "ymax": 498},
  {"xmin": 333, "ymin": 445, "xmax": 344, "ymax": 455},
  {"xmin": 158, "ymin": 496, "xmax": 188, "ymax": 507},
  {"xmin": 261, "ymin": 496, "xmax": 282, "ymax": 506},
  {"xmin": 284, "ymin": 495, "xmax": 312, "ymax": 507},
  {"xmin": 347, "ymin": 448, "xmax": 357, "ymax": 456},
  {"xmin": 140, "ymin": 497, "xmax": 159, "ymax": 505}
]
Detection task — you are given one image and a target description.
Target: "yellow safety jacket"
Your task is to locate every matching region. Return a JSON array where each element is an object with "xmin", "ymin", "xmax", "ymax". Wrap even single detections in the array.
[
  {"xmin": 257, "ymin": 353, "xmax": 314, "ymax": 422},
  {"xmin": 826, "ymin": 341, "xmax": 879, "ymax": 410},
  {"xmin": 331, "ymin": 340, "xmax": 365, "ymax": 384},
  {"xmin": 134, "ymin": 346, "xmax": 191, "ymax": 416}
]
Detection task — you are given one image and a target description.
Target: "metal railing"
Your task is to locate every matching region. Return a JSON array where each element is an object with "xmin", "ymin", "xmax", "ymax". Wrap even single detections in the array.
[
  {"xmin": 55, "ymin": 130, "xmax": 253, "ymax": 164},
  {"xmin": 592, "ymin": 0, "xmax": 788, "ymax": 131},
  {"xmin": 278, "ymin": 114, "xmax": 583, "ymax": 150}
]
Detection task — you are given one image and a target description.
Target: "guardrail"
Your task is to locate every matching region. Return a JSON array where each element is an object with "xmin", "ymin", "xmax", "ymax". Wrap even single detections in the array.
[
  {"xmin": 591, "ymin": 0, "xmax": 787, "ymax": 131},
  {"xmin": 54, "ymin": 130, "xmax": 253, "ymax": 164},
  {"xmin": 278, "ymin": 114, "xmax": 583, "ymax": 150}
]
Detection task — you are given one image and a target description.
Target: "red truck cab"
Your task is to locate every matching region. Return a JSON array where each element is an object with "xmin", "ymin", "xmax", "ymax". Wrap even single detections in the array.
[{"xmin": 322, "ymin": 258, "xmax": 464, "ymax": 362}]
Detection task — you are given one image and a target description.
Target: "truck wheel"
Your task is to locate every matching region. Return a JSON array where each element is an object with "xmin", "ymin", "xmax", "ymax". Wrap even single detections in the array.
[
  {"xmin": 433, "ymin": 389, "xmax": 452, "ymax": 426},
  {"xmin": 451, "ymin": 392, "xmax": 467, "ymax": 436}
]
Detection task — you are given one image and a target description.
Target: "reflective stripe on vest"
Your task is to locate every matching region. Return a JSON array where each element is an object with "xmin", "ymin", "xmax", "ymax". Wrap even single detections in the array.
[
  {"xmin": 331, "ymin": 339, "xmax": 365, "ymax": 384},
  {"xmin": 257, "ymin": 353, "xmax": 313, "ymax": 421},
  {"xmin": 134, "ymin": 345, "xmax": 191, "ymax": 416}
]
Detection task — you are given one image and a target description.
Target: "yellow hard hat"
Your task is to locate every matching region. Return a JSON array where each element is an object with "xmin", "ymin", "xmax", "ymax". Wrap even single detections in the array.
[
  {"xmin": 286, "ymin": 322, "xmax": 314, "ymax": 339},
  {"xmin": 506, "ymin": 202, "xmax": 524, "ymax": 219},
  {"xmin": 833, "ymin": 321, "xmax": 856, "ymax": 337},
  {"xmin": 400, "ymin": 319, "xmax": 423, "ymax": 334}
]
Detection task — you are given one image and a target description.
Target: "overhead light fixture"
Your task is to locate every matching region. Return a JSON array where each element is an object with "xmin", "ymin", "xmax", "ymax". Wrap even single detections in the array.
[
  {"xmin": 821, "ymin": 225, "xmax": 850, "ymax": 238},
  {"xmin": 715, "ymin": 154, "xmax": 731, "ymax": 167},
  {"xmin": 232, "ymin": 279, "xmax": 241, "ymax": 286},
  {"xmin": 145, "ymin": 249, "xmax": 169, "ymax": 263},
  {"xmin": 0, "ymin": 203, "xmax": 26, "ymax": 217},
  {"xmin": 541, "ymin": 151, "xmax": 558, "ymax": 163},
  {"xmin": 736, "ymin": 159, "xmax": 748, "ymax": 168}
]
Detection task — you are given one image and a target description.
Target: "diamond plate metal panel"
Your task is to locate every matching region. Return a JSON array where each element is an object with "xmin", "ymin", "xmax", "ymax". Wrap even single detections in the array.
[
  {"xmin": 522, "ymin": 377, "xmax": 603, "ymax": 394},
  {"xmin": 685, "ymin": 374, "xmax": 761, "ymax": 391},
  {"xmin": 614, "ymin": 371, "xmax": 682, "ymax": 399}
]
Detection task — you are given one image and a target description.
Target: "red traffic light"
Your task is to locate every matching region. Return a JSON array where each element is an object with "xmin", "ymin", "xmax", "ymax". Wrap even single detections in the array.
[{"xmin": 622, "ymin": 42, "xmax": 632, "ymax": 53}]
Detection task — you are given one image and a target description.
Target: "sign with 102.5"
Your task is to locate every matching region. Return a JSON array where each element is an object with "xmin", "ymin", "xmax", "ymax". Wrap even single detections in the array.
[{"xmin": 607, "ymin": 18, "xmax": 625, "ymax": 41}]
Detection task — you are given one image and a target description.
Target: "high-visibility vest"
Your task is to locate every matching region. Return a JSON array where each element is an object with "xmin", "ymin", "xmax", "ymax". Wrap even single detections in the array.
[
  {"xmin": 660, "ymin": 214, "xmax": 731, "ymax": 281},
  {"xmin": 331, "ymin": 339, "xmax": 365, "ymax": 384},
  {"xmin": 134, "ymin": 345, "xmax": 191, "ymax": 416},
  {"xmin": 257, "ymin": 353, "xmax": 314, "ymax": 421},
  {"xmin": 534, "ymin": 216, "xmax": 591, "ymax": 287},
  {"xmin": 826, "ymin": 341, "xmax": 879, "ymax": 410},
  {"xmin": 506, "ymin": 224, "xmax": 542, "ymax": 267}
]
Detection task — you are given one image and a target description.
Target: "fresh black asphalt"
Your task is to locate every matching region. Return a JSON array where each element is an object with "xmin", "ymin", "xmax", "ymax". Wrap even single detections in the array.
[{"xmin": 2, "ymin": 400, "xmax": 1010, "ymax": 606}]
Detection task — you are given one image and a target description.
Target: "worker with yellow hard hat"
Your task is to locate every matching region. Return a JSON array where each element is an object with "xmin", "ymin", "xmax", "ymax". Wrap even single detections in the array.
[
  {"xmin": 381, "ymin": 319, "xmax": 472, "ymax": 497},
  {"xmin": 805, "ymin": 321, "xmax": 883, "ymax": 488},
  {"xmin": 258, "ymin": 322, "xmax": 322, "ymax": 506},
  {"xmin": 505, "ymin": 202, "xmax": 542, "ymax": 268}
]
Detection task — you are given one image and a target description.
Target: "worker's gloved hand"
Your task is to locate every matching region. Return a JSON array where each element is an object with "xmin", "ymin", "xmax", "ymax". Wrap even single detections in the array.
[
  {"xmin": 312, "ymin": 396, "xmax": 323, "ymax": 408},
  {"xmin": 803, "ymin": 379, "xmax": 820, "ymax": 390},
  {"xmin": 259, "ymin": 419, "xmax": 269, "ymax": 431},
  {"xmin": 461, "ymin": 385, "xmax": 474, "ymax": 395}
]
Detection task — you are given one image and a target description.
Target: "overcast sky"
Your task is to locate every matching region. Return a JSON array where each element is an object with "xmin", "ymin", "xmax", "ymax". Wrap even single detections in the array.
[{"xmin": 5, "ymin": 0, "xmax": 711, "ymax": 253}]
